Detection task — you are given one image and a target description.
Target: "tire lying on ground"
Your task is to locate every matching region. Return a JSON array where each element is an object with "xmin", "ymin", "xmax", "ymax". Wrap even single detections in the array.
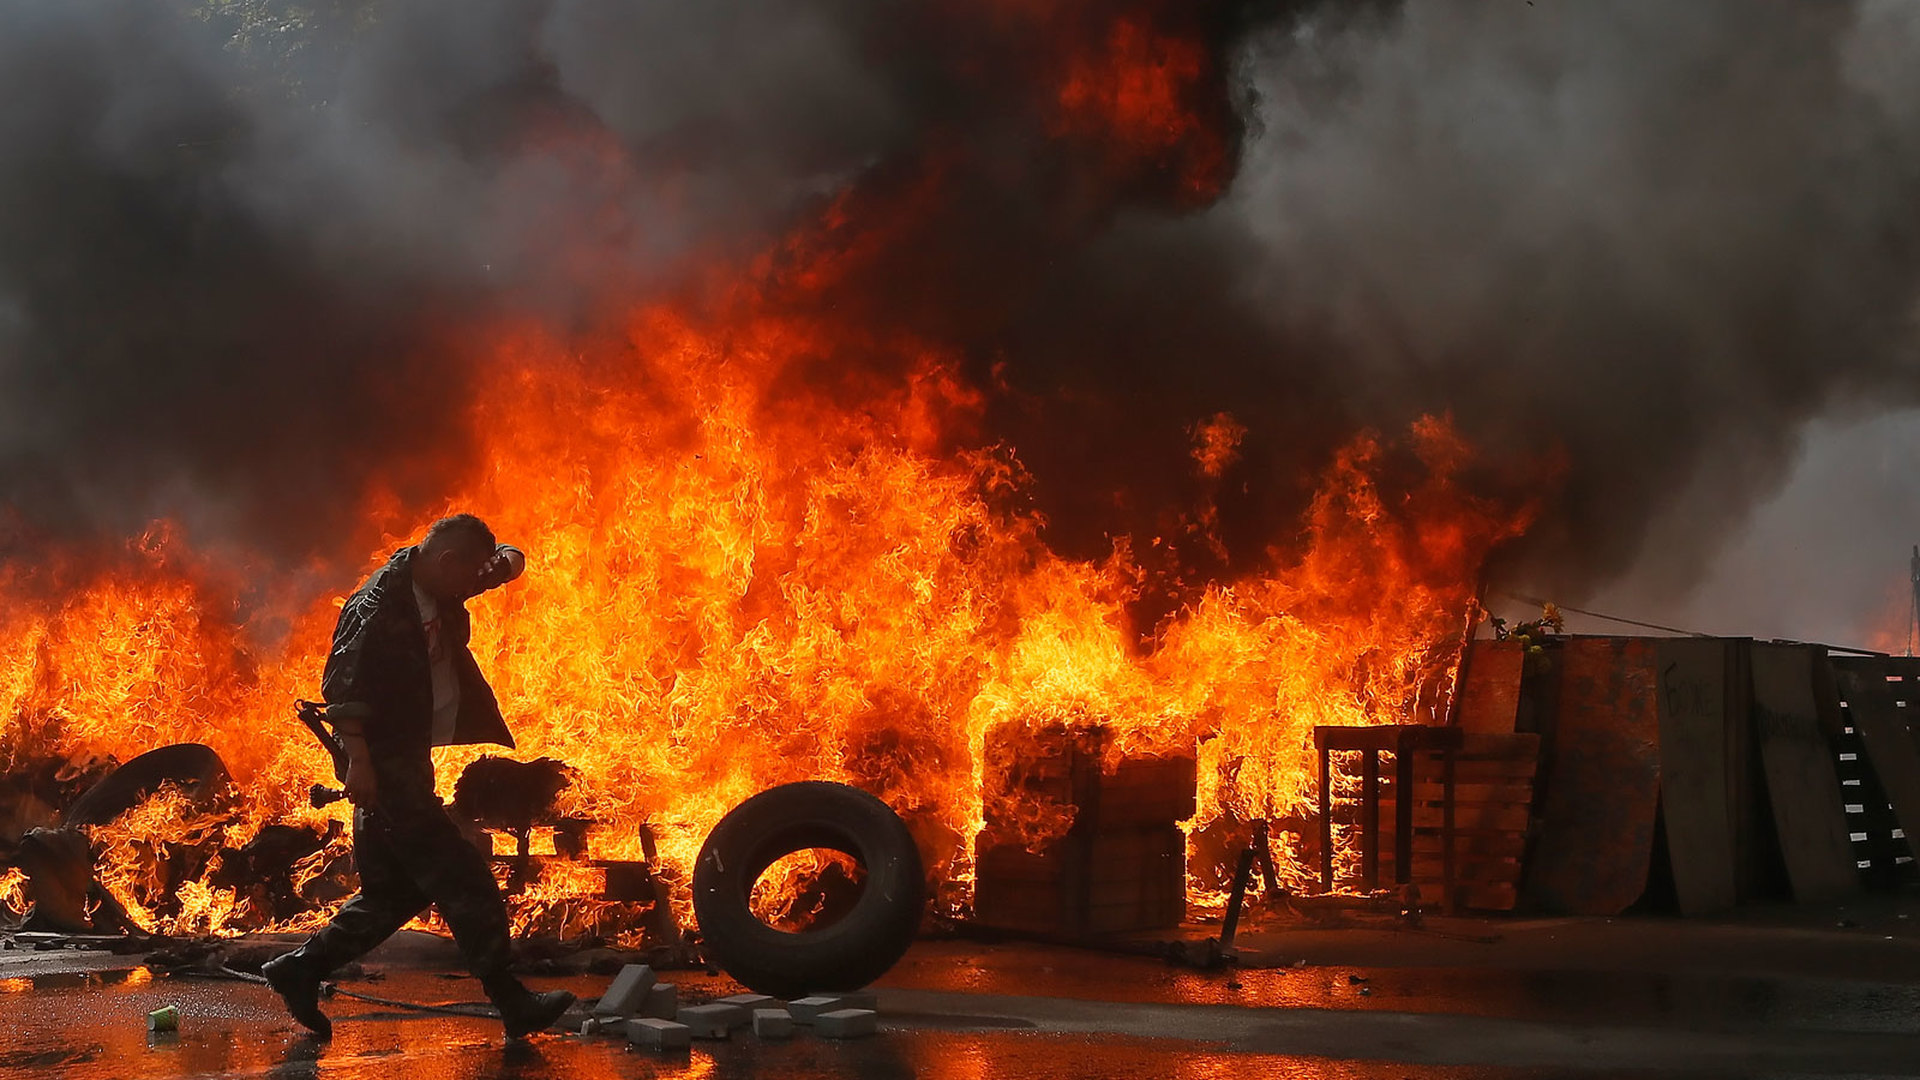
[{"xmin": 693, "ymin": 780, "xmax": 925, "ymax": 998}]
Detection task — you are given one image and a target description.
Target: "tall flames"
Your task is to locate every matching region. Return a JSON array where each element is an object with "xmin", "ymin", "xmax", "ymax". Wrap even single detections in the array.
[{"xmin": 0, "ymin": 4, "xmax": 1541, "ymax": 940}]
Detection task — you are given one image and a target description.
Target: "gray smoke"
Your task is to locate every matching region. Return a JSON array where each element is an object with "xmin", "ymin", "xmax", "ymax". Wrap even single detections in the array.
[
  {"xmin": 0, "ymin": 0, "xmax": 915, "ymax": 560},
  {"xmin": 1223, "ymin": 1, "xmax": 1920, "ymax": 603},
  {"xmin": 1589, "ymin": 406, "xmax": 1920, "ymax": 648},
  {"xmin": 1, "ymin": 0, "xmax": 1917, "ymax": 636}
]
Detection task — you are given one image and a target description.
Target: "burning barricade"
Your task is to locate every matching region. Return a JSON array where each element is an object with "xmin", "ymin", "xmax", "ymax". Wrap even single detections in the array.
[{"xmin": 0, "ymin": 412, "xmax": 1516, "ymax": 952}]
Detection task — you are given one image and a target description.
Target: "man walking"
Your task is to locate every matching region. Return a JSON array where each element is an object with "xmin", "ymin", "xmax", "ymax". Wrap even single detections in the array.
[{"xmin": 263, "ymin": 513, "xmax": 574, "ymax": 1040}]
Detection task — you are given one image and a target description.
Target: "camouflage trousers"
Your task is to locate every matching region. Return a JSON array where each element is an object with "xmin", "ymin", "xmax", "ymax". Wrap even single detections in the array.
[{"xmin": 298, "ymin": 785, "xmax": 513, "ymax": 984}]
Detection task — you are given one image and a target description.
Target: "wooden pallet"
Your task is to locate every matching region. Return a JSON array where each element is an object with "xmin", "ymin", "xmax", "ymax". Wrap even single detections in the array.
[{"xmin": 1318, "ymin": 726, "xmax": 1540, "ymax": 912}]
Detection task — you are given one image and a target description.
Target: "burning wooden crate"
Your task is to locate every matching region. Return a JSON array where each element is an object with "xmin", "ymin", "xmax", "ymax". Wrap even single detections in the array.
[
  {"xmin": 973, "ymin": 725, "xmax": 1195, "ymax": 936},
  {"xmin": 1316, "ymin": 725, "xmax": 1541, "ymax": 911}
]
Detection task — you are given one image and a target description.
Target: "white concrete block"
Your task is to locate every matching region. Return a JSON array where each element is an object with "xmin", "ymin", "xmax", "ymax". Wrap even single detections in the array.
[
  {"xmin": 716, "ymin": 992, "xmax": 776, "ymax": 1011},
  {"xmin": 751, "ymin": 1008, "xmax": 794, "ymax": 1039},
  {"xmin": 787, "ymin": 996, "xmax": 839, "ymax": 1023},
  {"xmin": 593, "ymin": 964, "xmax": 657, "ymax": 1017},
  {"xmin": 815, "ymin": 1008, "xmax": 877, "ymax": 1039},
  {"xmin": 677, "ymin": 1003, "xmax": 745, "ymax": 1039},
  {"xmin": 788, "ymin": 993, "xmax": 878, "ymax": 1022},
  {"xmin": 624, "ymin": 1017, "xmax": 692, "ymax": 1051}
]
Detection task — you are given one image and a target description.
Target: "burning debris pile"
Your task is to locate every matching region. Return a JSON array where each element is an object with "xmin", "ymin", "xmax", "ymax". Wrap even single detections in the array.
[{"xmin": 5, "ymin": 2, "xmax": 1919, "ymax": 944}]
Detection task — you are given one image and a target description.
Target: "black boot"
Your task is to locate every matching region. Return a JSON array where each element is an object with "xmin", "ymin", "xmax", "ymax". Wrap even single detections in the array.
[
  {"xmin": 485, "ymin": 975, "xmax": 575, "ymax": 1040},
  {"xmin": 261, "ymin": 950, "xmax": 333, "ymax": 1039}
]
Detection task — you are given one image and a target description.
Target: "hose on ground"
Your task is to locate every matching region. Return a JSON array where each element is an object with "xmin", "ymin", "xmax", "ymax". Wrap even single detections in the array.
[{"xmin": 213, "ymin": 965, "xmax": 501, "ymax": 1020}]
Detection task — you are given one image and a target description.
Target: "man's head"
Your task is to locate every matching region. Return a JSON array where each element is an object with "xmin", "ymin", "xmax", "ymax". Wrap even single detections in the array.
[{"xmin": 413, "ymin": 513, "xmax": 497, "ymax": 602}]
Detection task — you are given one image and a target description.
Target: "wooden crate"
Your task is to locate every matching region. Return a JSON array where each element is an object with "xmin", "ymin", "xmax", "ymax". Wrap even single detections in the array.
[
  {"xmin": 974, "ymin": 824, "xmax": 1186, "ymax": 935},
  {"xmin": 983, "ymin": 725, "xmax": 1197, "ymax": 831},
  {"xmin": 975, "ymin": 725, "xmax": 1195, "ymax": 935}
]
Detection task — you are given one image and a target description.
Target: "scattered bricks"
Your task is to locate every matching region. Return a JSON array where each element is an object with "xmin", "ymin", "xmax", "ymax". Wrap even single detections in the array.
[
  {"xmin": 788, "ymin": 993, "xmax": 878, "ymax": 1023},
  {"xmin": 751, "ymin": 1008, "xmax": 794, "ymax": 1039},
  {"xmin": 640, "ymin": 982, "xmax": 678, "ymax": 1019},
  {"xmin": 716, "ymin": 993, "xmax": 776, "ymax": 1011},
  {"xmin": 676, "ymin": 1003, "xmax": 745, "ymax": 1039},
  {"xmin": 815, "ymin": 1008, "xmax": 878, "ymax": 1039},
  {"xmin": 593, "ymin": 964, "xmax": 658, "ymax": 1017},
  {"xmin": 624, "ymin": 1017, "xmax": 692, "ymax": 1051},
  {"xmin": 579, "ymin": 1018, "xmax": 603, "ymax": 1036}
]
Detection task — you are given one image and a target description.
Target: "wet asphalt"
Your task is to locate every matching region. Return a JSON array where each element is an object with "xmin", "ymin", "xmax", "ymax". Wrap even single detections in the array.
[
  {"xmin": 2, "ymin": 926, "xmax": 1918, "ymax": 1079},
  {"xmin": 0, "ymin": 967, "xmax": 1511, "ymax": 1080}
]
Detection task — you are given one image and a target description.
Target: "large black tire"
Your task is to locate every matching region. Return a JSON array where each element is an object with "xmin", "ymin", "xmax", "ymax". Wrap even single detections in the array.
[
  {"xmin": 693, "ymin": 781, "xmax": 925, "ymax": 998},
  {"xmin": 63, "ymin": 743, "xmax": 231, "ymax": 827}
]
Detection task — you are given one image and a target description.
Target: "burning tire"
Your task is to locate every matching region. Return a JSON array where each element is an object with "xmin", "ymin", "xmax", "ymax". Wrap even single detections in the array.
[
  {"xmin": 693, "ymin": 780, "xmax": 925, "ymax": 998},
  {"xmin": 63, "ymin": 743, "xmax": 231, "ymax": 826}
]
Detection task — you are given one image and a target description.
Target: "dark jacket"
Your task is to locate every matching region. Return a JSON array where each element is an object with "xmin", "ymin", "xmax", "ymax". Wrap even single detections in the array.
[{"xmin": 320, "ymin": 546, "xmax": 515, "ymax": 759}]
